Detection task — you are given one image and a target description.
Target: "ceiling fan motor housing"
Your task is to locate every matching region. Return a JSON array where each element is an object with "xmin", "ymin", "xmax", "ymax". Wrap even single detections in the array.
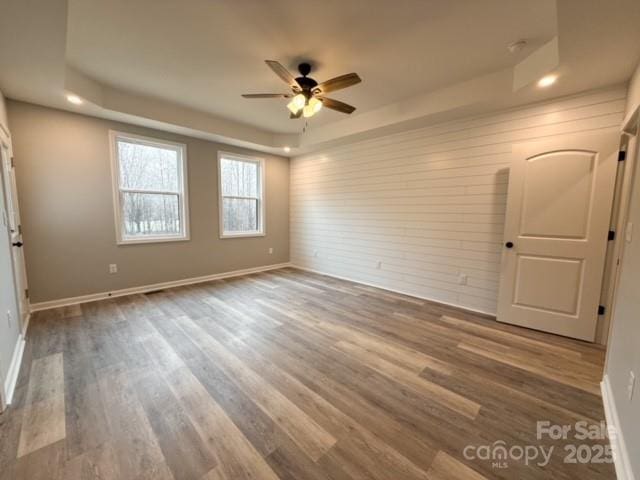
[
  {"xmin": 295, "ymin": 64, "xmax": 318, "ymax": 98},
  {"xmin": 298, "ymin": 62, "xmax": 312, "ymax": 76}
]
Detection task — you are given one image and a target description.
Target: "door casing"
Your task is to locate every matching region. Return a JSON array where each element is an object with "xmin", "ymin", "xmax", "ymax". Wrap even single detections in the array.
[{"xmin": 0, "ymin": 128, "xmax": 28, "ymax": 334}]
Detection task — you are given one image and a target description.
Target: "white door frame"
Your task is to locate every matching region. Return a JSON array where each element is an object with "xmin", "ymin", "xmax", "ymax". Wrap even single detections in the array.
[
  {"xmin": 603, "ymin": 108, "xmax": 640, "ymax": 366},
  {"xmin": 596, "ymin": 130, "xmax": 637, "ymax": 345},
  {"xmin": 0, "ymin": 128, "xmax": 14, "ymax": 411},
  {"xmin": 0, "ymin": 125, "xmax": 29, "ymax": 335}
]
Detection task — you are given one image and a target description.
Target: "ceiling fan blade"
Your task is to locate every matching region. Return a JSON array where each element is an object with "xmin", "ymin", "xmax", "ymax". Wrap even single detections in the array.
[
  {"xmin": 265, "ymin": 60, "xmax": 301, "ymax": 90},
  {"xmin": 290, "ymin": 110, "xmax": 303, "ymax": 119},
  {"xmin": 315, "ymin": 73, "xmax": 361, "ymax": 94},
  {"xmin": 320, "ymin": 97, "xmax": 356, "ymax": 114},
  {"xmin": 241, "ymin": 93, "xmax": 291, "ymax": 98}
]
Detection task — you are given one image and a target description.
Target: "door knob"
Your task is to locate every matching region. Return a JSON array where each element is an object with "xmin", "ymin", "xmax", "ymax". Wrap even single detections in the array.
[
  {"xmin": 505, "ymin": 241, "xmax": 514, "ymax": 249},
  {"xmin": 12, "ymin": 241, "xmax": 23, "ymax": 247}
]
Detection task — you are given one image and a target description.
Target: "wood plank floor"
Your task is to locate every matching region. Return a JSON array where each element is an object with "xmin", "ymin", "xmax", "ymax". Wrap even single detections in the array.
[{"xmin": 0, "ymin": 268, "xmax": 615, "ymax": 479}]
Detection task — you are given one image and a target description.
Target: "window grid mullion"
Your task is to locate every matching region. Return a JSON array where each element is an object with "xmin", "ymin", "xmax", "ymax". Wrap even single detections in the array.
[
  {"xmin": 221, "ymin": 194, "xmax": 260, "ymax": 201},
  {"xmin": 119, "ymin": 188, "xmax": 180, "ymax": 196}
]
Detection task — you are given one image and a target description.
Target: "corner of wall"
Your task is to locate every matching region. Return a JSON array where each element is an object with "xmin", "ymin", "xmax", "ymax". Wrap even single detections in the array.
[
  {"xmin": 624, "ymin": 61, "xmax": 640, "ymax": 127},
  {"xmin": 0, "ymin": 90, "xmax": 9, "ymax": 135}
]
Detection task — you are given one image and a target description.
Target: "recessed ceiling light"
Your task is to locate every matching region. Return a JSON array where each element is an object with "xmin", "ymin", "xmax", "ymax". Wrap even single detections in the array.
[
  {"xmin": 283, "ymin": 146, "xmax": 291, "ymax": 153},
  {"xmin": 537, "ymin": 74, "xmax": 558, "ymax": 88},
  {"xmin": 66, "ymin": 94, "xmax": 83, "ymax": 105}
]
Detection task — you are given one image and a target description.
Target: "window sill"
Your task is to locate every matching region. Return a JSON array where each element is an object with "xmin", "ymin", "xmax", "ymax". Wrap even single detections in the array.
[
  {"xmin": 117, "ymin": 235, "xmax": 190, "ymax": 245},
  {"xmin": 220, "ymin": 231, "xmax": 265, "ymax": 239}
]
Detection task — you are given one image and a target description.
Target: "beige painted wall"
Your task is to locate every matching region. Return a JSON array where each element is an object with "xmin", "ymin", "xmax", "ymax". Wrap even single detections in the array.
[
  {"xmin": 603, "ymin": 69, "xmax": 640, "ymax": 478},
  {"xmin": 7, "ymin": 100, "xmax": 289, "ymax": 304}
]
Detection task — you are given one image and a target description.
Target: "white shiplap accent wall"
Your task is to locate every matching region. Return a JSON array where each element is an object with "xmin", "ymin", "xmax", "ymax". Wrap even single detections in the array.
[{"xmin": 290, "ymin": 87, "xmax": 627, "ymax": 314}]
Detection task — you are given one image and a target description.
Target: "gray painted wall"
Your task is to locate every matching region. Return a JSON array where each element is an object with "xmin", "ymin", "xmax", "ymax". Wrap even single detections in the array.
[
  {"xmin": 7, "ymin": 100, "xmax": 289, "ymax": 304},
  {"xmin": 605, "ymin": 62, "xmax": 640, "ymax": 478}
]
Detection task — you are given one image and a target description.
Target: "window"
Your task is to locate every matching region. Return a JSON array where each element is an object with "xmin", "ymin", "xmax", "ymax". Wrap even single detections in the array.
[
  {"xmin": 218, "ymin": 152, "xmax": 265, "ymax": 238},
  {"xmin": 110, "ymin": 131, "xmax": 189, "ymax": 244}
]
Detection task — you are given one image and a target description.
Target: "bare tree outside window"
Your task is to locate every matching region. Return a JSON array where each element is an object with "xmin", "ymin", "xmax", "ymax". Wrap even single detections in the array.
[
  {"xmin": 219, "ymin": 156, "xmax": 263, "ymax": 236},
  {"xmin": 112, "ymin": 133, "xmax": 188, "ymax": 243}
]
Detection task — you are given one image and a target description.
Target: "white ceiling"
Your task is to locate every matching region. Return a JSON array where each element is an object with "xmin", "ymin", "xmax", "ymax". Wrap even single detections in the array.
[
  {"xmin": 66, "ymin": 0, "xmax": 557, "ymax": 134},
  {"xmin": 1, "ymin": 0, "xmax": 640, "ymax": 153}
]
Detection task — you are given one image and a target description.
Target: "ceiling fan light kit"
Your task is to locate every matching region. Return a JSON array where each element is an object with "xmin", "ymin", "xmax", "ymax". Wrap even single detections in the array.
[
  {"xmin": 287, "ymin": 93, "xmax": 306, "ymax": 114},
  {"xmin": 303, "ymin": 97, "xmax": 323, "ymax": 118},
  {"xmin": 242, "ymin": 60, "xmax": 361, "ymax": 119}
]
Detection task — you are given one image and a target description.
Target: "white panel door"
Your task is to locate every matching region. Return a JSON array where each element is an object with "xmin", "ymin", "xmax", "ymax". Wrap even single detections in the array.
[{"xmin": 497, "ymin": 131, "xmax": 619, "ymax": 341}]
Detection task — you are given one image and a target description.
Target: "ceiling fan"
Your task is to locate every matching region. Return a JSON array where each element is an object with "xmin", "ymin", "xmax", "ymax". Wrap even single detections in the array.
[{"xmin": 242, "ymin": 60, "xmax": 361, "ymax": 119}]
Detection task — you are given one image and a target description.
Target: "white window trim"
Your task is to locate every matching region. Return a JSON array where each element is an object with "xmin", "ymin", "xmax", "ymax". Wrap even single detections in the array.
[
  {"xmin": 217, "ymin": 151, "xmax": 266, "ymax": 239},
  {"xmin": 109, "ymin": 130, "xmax": 190, "ymax": 245}
]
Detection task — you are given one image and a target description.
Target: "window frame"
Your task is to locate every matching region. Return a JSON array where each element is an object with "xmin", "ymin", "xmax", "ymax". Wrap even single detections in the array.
[
  {"xmin": 217, "ymin": 151, "xmax": 266, "ymax": 239},
  {"xmin": 109, "ymin": 130, "xmax": 190, "ymax": 245}
]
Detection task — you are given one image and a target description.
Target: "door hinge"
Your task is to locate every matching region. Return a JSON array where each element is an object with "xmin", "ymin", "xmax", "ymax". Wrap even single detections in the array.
[
  {"xmin": 608, "ymin": 230, "xmax": 616, "ymax": 241},
  {"xmin": 598, "ymin": 305, "xmax": 606, "ymax": 315},
  {"xmin": 618, "ymin": 151, "xmax": 627, "ymax": 161},
  {"xmin": 10, "ymin": 156, "xmax": 15, "ymax": 168},
  {"xmin": 17, "ymin": 224, "xmax": 22, "ymax": 235},
  {"xmin": 24, "ymin": 288, "xmax": 29, "ymax": 299}
]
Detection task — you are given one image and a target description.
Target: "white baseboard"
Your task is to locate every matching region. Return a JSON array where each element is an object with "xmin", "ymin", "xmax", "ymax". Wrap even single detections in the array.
[
  {"xmin": 22, "ymin": 312, "xmax": 30, "ymax": 336},
  {"xmin": 601, "ymin": 374, "xmax": 636, "ymax": 480},
  {"xmin": 3, "ymin": 332, "xmax": 26, "ymax": 405},
  {"xmin": 290, "ymin": 264, "xmax": 496, "ymax": 318},
  {"xmin": 30, "ymin": 262, "xmax": 292, "ymax": 312}
]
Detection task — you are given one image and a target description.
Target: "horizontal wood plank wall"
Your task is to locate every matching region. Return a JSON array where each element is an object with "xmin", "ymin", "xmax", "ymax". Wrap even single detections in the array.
[{"xmin": 290, "ymin": 87, "xmax": 626, "ymax": 314}]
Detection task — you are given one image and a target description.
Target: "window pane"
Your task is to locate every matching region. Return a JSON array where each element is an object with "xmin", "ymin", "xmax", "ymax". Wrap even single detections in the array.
[
  {"xmin": 118, "ymin": 140, "xmax": 180, "ymax": 192},
  {"xmin": 122, "ymin": 192, "xmax": 181, "ymax": 237},
  {"xmin": 223, "ymin": 198, "xmax": 258, "ymax": 233},
  {"xmin": 220, "ymin": 158, "xmax": 258, "ymax": 197}
]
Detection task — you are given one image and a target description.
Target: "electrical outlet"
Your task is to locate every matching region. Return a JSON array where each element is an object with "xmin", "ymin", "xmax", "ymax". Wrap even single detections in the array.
[
  {"xmin": 628, "ymin": 371, "xmax": 636, "ymax": 401},
  {"xmin": 459, "ymin": 273, "xmax": 468, "ymax": 285},
  {"xmin": 268, "ymin": 247, "xmax": 273, "ymax": 255},
  {"xmin": 109, "ymin": 264, "xmax": 118, "ymax": 274}
]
